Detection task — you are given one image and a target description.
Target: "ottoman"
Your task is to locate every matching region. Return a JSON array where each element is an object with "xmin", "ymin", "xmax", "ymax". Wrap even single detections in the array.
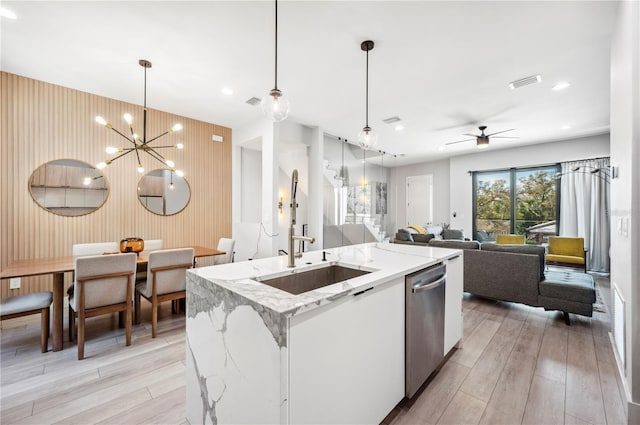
[{"xmin": 538, "ymin": 270, "xmax": 596, "ymax": 325}]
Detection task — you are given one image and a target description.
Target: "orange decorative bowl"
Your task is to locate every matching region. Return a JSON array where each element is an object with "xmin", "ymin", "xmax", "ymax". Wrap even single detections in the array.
[{"xmin": 120, "ymin": 238, "xmax": 144, "ymax": 254}]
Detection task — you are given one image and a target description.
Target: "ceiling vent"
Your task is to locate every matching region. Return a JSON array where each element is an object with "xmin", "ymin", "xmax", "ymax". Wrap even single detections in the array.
[
  {"xmin": 245, "ymin": 97, "xmax": 262, "ymax": 106},
  {"xmin": 382, "ymin": 116, "xmax": 402, "ymax": 124},
  {"xmin": 509, "ymin": 74, "xmax": 542, "ymax": 90}
]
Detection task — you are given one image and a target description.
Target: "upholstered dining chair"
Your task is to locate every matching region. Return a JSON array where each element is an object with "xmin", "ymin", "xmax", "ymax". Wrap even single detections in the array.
[
  {"xmin": 1, "ymin": 292, "xmax": 53, "ymax": 352},
  {"xmin": 546, "ymin": 236, "xmax": 587, "ymax": 272},
  {"xmin": 72, "ymin": 242, "xmax": 119, "ymax": 256},
  {"xmin": 135, "ymin": 248, "xmax": 194, "ymax": 338},
  {"xmin": 496, "ymin": 234, "xmax": 526, "ymax": 244},
  {"xmin": 69, "ymin": 253, "xmax": 137, "ymax": 360},
  {"xmin": 136, "ymin": 239, "xmax": 164, "ymax": 283},
  {"xmin": 213, "ymin": 238, "xmax": 236, "ymax": 265}
]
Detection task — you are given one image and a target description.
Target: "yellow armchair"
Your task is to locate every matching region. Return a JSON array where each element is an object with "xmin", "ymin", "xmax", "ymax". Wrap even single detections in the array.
[
  {"xmin": 496, "ymin": 234, "xmax": 526, "ymax": 244},
  {"xmin": 546, "ymin": 236, "xmax": 587, "ymax": 272}
]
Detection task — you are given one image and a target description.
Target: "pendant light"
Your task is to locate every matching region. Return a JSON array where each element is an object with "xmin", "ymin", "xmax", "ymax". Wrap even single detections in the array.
[
  {"xmin": 358, "ymin": 40, "xmax": 377, "ymax": 149},
  {"xmin": 261, "ymin": 0, "xmax": 290, "ymax": 122}
]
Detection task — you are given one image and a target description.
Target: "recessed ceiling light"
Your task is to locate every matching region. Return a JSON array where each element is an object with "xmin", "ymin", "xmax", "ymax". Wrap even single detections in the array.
[
  {"xmin": 561, "ymin": 124, "xmax": 572, "ymax": 130},
  {"xmin": 394, "ymin": 124, "xmax": 404, "ymax": 132},
  {"xmin": 552, "ymin": 81, "xmax": 571, "ymax": 91},
  {"xmin": 0, "ymin": 7, "xmax": 17, "ymax": 19},
  {"xmin": 221, "ymin": 87, "xmax": 233, "ymax": 96}
]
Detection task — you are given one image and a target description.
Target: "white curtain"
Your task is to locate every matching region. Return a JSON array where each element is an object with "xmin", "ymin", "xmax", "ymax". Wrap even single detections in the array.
[{"xmin": 559, "ymin": 158, "xmax": 610, "ymax": 272}]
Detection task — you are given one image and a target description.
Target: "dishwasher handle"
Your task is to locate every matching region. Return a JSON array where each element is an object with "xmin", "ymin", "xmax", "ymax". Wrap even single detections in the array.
[{"xmin": 412, "ymin": 275, "xmax": 446, "ymax": 293}]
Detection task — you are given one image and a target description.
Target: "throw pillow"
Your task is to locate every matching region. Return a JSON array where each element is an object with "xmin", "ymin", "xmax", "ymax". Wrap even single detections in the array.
[
  {"xmin": 425, "ymin": 225, "xmax": 443, "ymax": 239},
  {"xmin": 413, "ymin": 233, "xmax": 434, "ymax": 243},
  {"xmin": 395, "ymin": 229, "xmax": 414, "ymax": 242},
  {"xmin": 442, "ymin": 229, "xmax": 464, "ymax": 240},
  {"xmin": 407, "ymin": 225, "xmax": 427, "ymax": 234}
]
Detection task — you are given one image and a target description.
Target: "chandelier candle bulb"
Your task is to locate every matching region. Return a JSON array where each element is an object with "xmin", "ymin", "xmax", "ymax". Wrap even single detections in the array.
[{"xmin": 123, "ymin": 113, "xmax": 133, "ymax": 125}]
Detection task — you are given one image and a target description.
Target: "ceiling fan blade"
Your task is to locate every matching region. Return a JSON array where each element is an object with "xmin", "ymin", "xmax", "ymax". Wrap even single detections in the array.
[
  {"xmin": 486, "ymin": 128, "xmax": 515, "ymax": 137},
  {"xmin": 463, "ymin": 133, "xmax": 479, "ymax": 137},
  {"xmin": 491, "ymin": 136, "xmax": 520, "ymax": 139},
  {"xmin": 445, "ymin": 138, "xmax": 475, "ymax": 145}
]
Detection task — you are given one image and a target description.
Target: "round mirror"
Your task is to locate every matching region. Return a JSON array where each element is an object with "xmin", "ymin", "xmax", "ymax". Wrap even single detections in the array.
[
  {"xmin": 29, "ymin": 159, "xmax": 109, "ymax": 216},
  {"xmin": 137, "ymin": 169, "xmax": 190, "ymax": 215}
]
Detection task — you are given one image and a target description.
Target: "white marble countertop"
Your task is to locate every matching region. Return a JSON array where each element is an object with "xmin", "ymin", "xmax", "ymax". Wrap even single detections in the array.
[{"xmin": 189, "ymin": 242, "xmax": 461, "ymax": 318}]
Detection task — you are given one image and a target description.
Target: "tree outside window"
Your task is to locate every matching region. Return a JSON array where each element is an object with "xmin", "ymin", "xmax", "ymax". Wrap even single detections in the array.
[{"xmin": 473, "ymin": 165, "xmax": 560, "ymax": 242}]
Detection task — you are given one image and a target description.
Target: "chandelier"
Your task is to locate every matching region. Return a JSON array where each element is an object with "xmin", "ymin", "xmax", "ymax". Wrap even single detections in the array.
[{"xmin": 95, "ymin": 59, "xmax": 184, "ymax": 177}]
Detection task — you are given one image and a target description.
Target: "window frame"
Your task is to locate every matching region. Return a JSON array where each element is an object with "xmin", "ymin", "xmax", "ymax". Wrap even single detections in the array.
[{"xmin": 472, "ymin": 164, "xmax": 561, "ymax": 240}]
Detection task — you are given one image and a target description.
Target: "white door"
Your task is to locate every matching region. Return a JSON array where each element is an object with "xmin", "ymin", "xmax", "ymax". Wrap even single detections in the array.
[{"xmin": 406, "ymin": 175, "xmax": 433, "ymax": 225}]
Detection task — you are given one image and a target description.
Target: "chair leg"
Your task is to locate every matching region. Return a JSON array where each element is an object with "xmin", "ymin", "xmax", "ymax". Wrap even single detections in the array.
[
  {"xmin": 135, "ymin": 291, "xmax": 141, "ymax": 325},
  {"xmin": 563, "ymin": 311, "xmax": 571, "ymax": 326},
  {"xmin": 41, "ymin": 307, "xmax": 50, "ymax": 353},
  {"xmin": 152, "ymin": 298, "xmax": 158, "ymax": 338},
  {"xmin": 78, "ymin": 312, "xmax": 85, "ymax": 360},
  {"xmin": 69, "ymin": 308, "xmax": 76, "ymax": 342},
  {"xmin": 125, "ymin": 305, "xmax": 132, "ymax": 347}
]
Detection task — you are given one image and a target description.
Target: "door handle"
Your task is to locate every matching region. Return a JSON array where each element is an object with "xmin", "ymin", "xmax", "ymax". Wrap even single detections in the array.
[{"xmin": 412, "ymin": 275, "xmax": 446, "ymax": 293}]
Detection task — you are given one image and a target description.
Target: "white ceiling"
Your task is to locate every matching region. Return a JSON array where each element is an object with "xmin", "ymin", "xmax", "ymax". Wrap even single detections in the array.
[{"xmin": 1, "ymin": 1, "xmax": 617, "ymax": 166}]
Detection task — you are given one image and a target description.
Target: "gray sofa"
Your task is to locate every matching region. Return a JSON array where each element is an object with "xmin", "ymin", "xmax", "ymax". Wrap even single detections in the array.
[{"xmin": 410, "ymin": 239, "xmax": 596, "ymax": 323}]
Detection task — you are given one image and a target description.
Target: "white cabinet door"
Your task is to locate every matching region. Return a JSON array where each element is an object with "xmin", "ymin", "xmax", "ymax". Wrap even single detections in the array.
[
  {"xmin": 289, "ymin": 278, "xmax": 405, "ymax": 424},
  {"xmin": 444, "ymin": 253, "xmax": 463, "ymax": 355}
]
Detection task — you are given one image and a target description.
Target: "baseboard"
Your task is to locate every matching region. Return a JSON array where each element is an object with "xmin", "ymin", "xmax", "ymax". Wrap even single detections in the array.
[{"xmin": 608, "ymin": 331, "xmax": 634, "ymax": 422}]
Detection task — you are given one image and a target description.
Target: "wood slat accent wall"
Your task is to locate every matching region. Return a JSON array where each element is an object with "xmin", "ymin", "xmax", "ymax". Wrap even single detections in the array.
[{"xmin": 0, "ymin": 72, "xmax": 232, "ymax": 299}]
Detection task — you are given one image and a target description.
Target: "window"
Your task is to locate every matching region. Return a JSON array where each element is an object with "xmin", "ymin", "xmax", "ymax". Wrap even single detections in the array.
[{"xmin": 473, "ymin": 165, "xmax": 560, "ymax": 242}]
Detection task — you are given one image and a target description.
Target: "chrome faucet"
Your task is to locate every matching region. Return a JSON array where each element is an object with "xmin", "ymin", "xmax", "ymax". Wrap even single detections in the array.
[{"xmin": 288, "ymin": 169, "xmax": 315, "ymax": 267}]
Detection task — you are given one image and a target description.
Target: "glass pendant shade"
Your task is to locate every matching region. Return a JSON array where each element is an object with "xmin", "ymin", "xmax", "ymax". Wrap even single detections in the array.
[
  {"xmin": 261, "ymin": 89, "xmax": 290, "ymax": 122},
  {"xmin": 358, "ymin": 126, "xmax": 378, "ymax": 149}
]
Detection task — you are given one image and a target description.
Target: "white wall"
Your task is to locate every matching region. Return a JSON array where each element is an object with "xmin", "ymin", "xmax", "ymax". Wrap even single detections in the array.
[
  {"xmin": 448, "ymin": 134, "xmax": 610, "ymax": 237},
  {"xmin": 389, "ymin": 159, "xmax": 450, "ymax": 234},
  {"xmin": 610, "ymin": 1, "xmax": 640, "ymax": 421},
  {"xmin": 240, "ymin": 147, "xmax": 262, "ymax": 223}
]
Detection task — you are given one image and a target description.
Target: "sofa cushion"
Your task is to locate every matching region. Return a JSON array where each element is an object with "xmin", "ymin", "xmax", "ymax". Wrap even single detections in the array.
[
  {"xmin": 442, "ymin": 228, "xmax": 464, "ymax": 240},
  {"xmin": 425, "ymin": 225, "xmax": 443, "ymax": 239},
  {"xmin": 546, "ymin": 254, "xmax": 585, "ymax": 265},
  {"xmin": 540, "ymin": 270, "xmax": 596, "ymax": 304},
  {"xmin": 407, "ymin": 225, "xmax": 427, "ymax": 234},
  {"xmin": 413, "ymin": 233, "xmax": 434, "ymax": 243},
  {"xmin": 481, "ymin": 243, "xmax": 546, "ymax": 280},
  {"xmin": 428, "ymin": 239, "xmax": 480, "ymax": 250},
  {"xmin": 395, "ymin": 229, "xmax": 414, "ymax": 242},
  {"xmin": 476, "ymin": 230, "xmax": 495, "ymax": 243}
]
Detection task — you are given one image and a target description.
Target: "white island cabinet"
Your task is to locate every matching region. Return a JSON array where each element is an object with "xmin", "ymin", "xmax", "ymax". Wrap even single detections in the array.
[
  {"xmin": 186, "ymin": 242, "xmax": 462, "ymax": 425},
  {"xmin": 289, "ymin": 277, "xmax": 404, "ymax": 424},
  {"xmin": 444, "ymin": 253, "xmax": 463, "ymax": 354}
]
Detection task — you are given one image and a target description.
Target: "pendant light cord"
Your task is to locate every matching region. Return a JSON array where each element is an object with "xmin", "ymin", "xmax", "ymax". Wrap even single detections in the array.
[
  {"xmin": 143, "ymin": 64, "xmax": 147, "ymax": 144},
  {"xmin": 365, "ymin": 48, "xmax": 369, "ymax": 128},
  {"xmin": 274, "ymin": 0, "xmax": 278, "ymax": 90}
]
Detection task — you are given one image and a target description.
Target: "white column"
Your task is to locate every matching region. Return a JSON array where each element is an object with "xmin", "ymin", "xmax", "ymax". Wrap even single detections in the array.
[
  {"xmin": 307, "ymin": 127, "xmax": 324, "ymax": 250},
  {"xmin": 260, "ymin": 122, "xmax": 279, "ymax": 258}
]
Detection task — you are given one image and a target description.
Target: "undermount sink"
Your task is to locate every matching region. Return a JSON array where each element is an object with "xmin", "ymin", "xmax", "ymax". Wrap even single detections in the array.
[{"xmin": 259, "ymin": 264, "xmax": 371, "ymax": 295}]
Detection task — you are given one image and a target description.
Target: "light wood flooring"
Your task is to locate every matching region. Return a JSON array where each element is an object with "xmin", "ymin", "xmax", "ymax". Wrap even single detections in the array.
[{"xmin": 1, "ymin": 275, "xmax": 628, "ymax": 425}]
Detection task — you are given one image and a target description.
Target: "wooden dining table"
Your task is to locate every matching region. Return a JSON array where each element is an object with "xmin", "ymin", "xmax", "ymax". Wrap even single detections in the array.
[{"xmin": 0, "ymin": 246, "xmax": 224, "ymax": 351}]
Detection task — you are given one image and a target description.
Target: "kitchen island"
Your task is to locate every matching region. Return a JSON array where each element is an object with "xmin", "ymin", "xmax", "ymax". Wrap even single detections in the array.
[{"xmin": 186, "ymin": 242, "xmax": 463, "ymax": 425}]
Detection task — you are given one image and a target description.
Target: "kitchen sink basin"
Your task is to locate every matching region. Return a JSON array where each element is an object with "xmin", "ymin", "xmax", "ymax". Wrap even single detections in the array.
[{"xmin": 259, "ymin": 264, "xmax": 371, "ymax": 295}]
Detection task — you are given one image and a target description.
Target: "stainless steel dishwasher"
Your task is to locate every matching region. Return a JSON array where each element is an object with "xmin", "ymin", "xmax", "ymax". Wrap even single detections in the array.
[{"xmin": 405, "ymin": 262, "xmax": 446, "ymax": 398}]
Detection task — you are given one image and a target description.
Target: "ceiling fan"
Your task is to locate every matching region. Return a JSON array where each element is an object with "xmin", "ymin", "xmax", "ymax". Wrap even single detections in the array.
[{"xmin": 446, "ymin": 125, "xmax": 518, "ymax": 149}]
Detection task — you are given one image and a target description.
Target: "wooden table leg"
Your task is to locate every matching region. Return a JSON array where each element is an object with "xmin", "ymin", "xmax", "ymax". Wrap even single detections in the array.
[{"xmin": 52, "ymin": 272, "xmax": 64, "ymax": 351}]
